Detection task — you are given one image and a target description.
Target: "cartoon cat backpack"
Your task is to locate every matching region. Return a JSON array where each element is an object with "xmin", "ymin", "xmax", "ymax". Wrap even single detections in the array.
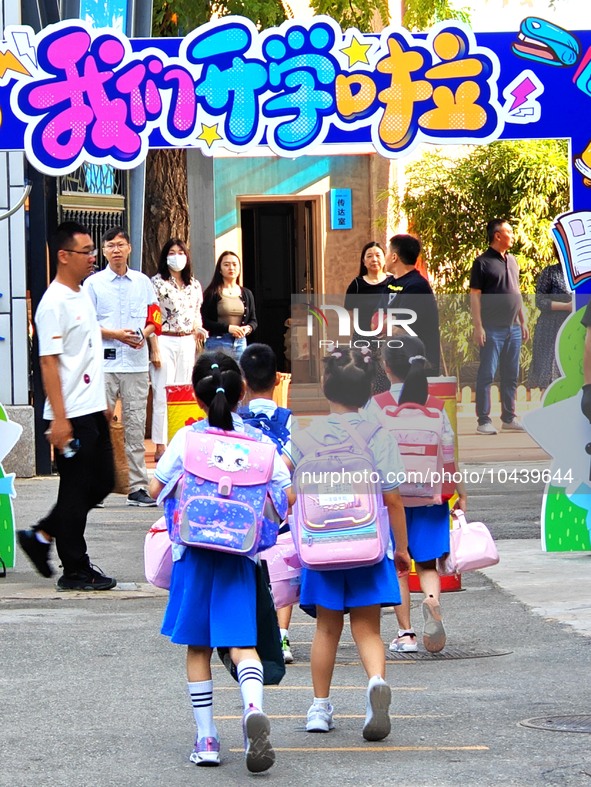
[{"xmin": 161, "ymin": 421, "xmax": 288, "ymax": 557}]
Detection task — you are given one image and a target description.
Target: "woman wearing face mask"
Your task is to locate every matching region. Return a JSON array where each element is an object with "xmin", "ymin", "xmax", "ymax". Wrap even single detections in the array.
[
  {"xmin": 201, "ymin": 251, "xmax": 257, "ymax": 361},
  {"xmin": 150, "ymin": 239, "xmax": 208, "ymax": 461}
]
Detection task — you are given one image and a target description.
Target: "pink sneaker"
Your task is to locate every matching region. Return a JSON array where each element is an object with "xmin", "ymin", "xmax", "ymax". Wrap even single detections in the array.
[{"xmin": 190, "ymin": 736, "xmax": 221, "ymax": 766}]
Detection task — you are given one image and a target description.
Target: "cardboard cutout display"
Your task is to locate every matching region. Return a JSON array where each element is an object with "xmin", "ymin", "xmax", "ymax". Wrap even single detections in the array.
[{"xmin": 0, "ymin": 404, "xmax": 23, "ymax": 570}]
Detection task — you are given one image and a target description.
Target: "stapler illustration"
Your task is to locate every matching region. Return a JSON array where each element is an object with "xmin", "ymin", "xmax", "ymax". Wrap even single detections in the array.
[{"xmin": 512, "ymin": 17, "xmax": 580, "ymax": 66}]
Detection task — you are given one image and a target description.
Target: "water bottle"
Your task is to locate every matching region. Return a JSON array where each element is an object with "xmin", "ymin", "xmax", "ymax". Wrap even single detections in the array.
[{"xmin": 62, "ymin": 438, "xmax": 80, "ymax": 459}]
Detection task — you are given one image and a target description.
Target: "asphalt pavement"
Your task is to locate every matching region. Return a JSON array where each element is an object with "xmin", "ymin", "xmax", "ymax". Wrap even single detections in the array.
[{"xmin": 1, "ymin": 427, "xmax": 590, "ymax": 786}]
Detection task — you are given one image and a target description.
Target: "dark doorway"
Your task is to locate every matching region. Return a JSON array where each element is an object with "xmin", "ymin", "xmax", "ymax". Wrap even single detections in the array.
[{"xmin": 241, "ymin": 200, "xmax": 316, "ymax": 378}]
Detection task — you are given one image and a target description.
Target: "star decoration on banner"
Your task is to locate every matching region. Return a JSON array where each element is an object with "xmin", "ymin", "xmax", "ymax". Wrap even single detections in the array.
[
  {"xmin": 198, "ymin": 123, "xmax": 222, "ymax": 147},
  {"xmin": 341, "ymin": 36, "xmax": 372, "ymax": 67}
]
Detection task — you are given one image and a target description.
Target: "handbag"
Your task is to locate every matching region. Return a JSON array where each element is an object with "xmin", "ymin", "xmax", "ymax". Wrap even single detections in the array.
[
  {"xmin": 437, "ymin": 510, "xmax": 499, "ymax": 575},
  {"xmin": 260, "ymin": 531, "xmax": 302, "ymax": 610},
  {"xmin": 217, "ymin": 559, "xmax": 286, "ymax": 685},
  {"xmin": 144, "ymin": 516, "xmax": 173, "ymax": 589}
]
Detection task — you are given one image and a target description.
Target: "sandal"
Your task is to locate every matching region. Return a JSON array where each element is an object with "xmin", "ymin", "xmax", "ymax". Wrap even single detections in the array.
[{"xmin": 389, "ymin": 630, "xmax": 418, "ymax": 653}]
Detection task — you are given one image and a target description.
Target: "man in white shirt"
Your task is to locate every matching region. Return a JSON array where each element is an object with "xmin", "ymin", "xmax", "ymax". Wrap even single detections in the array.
[
  {"xmin": 18, "ymin": 222, "xmax": 116, "ymax": 590},
  {"xmin": 85, "ymin": 227, "xmax": 158, "ymax": 506}
]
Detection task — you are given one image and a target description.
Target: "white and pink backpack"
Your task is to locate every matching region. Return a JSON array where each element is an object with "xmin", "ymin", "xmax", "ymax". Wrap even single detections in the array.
[
  {"xmin": 289, "ymin": 420, "xmax": 390, "ymax": 571},
  {"xmin": 373, "ymin": 393, "xmax": 448, "ymax": 506}
]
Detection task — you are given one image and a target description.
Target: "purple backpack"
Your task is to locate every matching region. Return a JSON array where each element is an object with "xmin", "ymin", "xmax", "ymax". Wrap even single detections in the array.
[{"xmin": 162, "ymin": 422, "xmax": 287, "ymax": 557}]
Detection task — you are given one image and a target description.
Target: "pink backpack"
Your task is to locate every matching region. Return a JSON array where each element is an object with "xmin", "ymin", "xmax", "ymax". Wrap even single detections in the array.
[
  {"xmin": 289, "ymin": 419, "xmax": 390, "ymax": 571},
  {"xmin": 162, "ymin": 422, "xmax": 287, "ymax": 557},
  {"xmin": 376, "ymin": 401, "xmax": 445, "ymax": 507}
]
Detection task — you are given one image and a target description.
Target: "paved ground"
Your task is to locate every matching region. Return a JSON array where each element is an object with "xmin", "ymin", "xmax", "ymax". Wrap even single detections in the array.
[{"xmin": 2, "ymin": 426, "xmax": 590, "ymax": 786}]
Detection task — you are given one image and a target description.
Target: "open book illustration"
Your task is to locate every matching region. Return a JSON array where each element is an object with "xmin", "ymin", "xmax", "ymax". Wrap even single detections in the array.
[{"xmin": 552, "ymin": 210, "xmax": 591, "ymax": 291}]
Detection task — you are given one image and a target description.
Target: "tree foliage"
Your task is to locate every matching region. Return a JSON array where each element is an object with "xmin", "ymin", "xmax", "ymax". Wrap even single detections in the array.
[
  {"xmin": 308, "ymin": 0, "xmax": 467, "ymax": 32},
  {"xmin": 399, "ymin": 139, "xmax": 570, "ymax": 293},
  {"xmin": 396, "ymin": 139, "xmax": 570, "ymax": 383},
  {"xmin": 152, "ymin": 0, "xmax": 288, "ymax": 35}
]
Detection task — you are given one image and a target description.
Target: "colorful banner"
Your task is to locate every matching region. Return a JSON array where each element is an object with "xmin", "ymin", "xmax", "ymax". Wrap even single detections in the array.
[{"xmin": 1, "ymin": 15, "xmax": 591, "ymax": 181}]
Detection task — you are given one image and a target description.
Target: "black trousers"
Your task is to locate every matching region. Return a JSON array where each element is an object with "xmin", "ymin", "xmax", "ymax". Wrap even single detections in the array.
[{"xmin": 36, "ymin": 412, "xmax": 114, "ymax": 574}]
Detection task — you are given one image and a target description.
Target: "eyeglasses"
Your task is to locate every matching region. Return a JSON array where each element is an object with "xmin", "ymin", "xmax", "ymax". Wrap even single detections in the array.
[
  {"xmin": 65, "ymin": 248, "xmax": 97, "ymax": 258},
  {"xmin": 103, "ymin": 242, "xmax": 129, "ymax": 251}
]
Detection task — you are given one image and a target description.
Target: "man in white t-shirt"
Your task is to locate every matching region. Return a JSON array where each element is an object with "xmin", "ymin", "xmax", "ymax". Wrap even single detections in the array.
[
  {"xmin": 18, "ymin": 222, "xmax": 116, "ymax": 590},
  {"xmin": 85, "ymin": 227, "xmax": 158, "ymax": 507}
]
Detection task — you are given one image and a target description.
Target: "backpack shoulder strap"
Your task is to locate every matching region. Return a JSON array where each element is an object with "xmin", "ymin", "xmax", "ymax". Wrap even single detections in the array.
[
  {"xmin": 271, "ymin": 407, "xmax": 291, "ymax": 429},
  {"xmin": 373, "ymin": 390, "xmax": 397, "ymax": 410},
  {"xmin": 339, "ymin": 419, "xmax": 379, "ymax": 454}
]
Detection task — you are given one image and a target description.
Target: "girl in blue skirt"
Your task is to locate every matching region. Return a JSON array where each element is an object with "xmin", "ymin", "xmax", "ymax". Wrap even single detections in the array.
[
  {"xmin": 149, "ymin": 351, "xmax": 292, "ymax": 773},
  {"xmin": 290, "ymin": 347, "xmax": 411, "ymax": 741},
  {"xmin": 366, "ymin": 336, "xmax": 467, "ymax": 655}
]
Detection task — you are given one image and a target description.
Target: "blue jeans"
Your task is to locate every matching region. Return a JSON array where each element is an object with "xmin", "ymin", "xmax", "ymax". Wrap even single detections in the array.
[
  {"xmin": 475, "ymin": 324, "xmax": 522, "ymax": 425},
  {"xmin": 204, "ymin": 334, "xmax": 247, "ymax": 361}
]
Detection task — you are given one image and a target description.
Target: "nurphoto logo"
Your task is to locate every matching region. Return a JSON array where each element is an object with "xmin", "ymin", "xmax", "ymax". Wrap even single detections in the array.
[{"xmin": 307, "ymin": 303, "xmax": 418, "ymax": 349}]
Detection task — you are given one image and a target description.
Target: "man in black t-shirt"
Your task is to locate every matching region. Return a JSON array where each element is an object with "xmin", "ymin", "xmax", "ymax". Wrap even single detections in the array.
[
  {"xmin": 382, "ymin": 234, "xmax": 440, "ymax": 375},
  {"xmin": 470, "ymin": 219, "xmax": 529, "ymax": 435}
]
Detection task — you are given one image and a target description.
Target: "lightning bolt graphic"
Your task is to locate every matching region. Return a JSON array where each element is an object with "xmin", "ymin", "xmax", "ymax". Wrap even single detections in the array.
[
  {"xmin": 509, "ymin": 76, "xmax": 537, "ymax": 111},
  {"xmin": 0, "ymin": 50, "xmax": 30, "ymax": 79},
  {"xmin": 10, "ymin": 31, "xmax": 37, "ymax": 70}
]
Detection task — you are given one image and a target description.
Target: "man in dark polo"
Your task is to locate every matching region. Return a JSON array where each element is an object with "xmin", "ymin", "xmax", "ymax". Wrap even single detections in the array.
[{"xmin": 470, "ymin": 219, "xmax": 529, "ymax": 435}]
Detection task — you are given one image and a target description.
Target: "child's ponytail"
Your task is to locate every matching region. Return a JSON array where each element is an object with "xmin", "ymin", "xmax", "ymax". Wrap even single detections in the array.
[
  {"xmin": 192, "ymin": 352, "xmax": 243, "ymax": 430},
  {"xmin": 384, "ymin": 336, "xmax": 429, "ymax": 406}
]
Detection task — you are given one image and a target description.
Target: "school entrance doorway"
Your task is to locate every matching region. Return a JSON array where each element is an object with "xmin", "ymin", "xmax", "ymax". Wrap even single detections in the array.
[{"xmin": 241, "ymin": 199, "xmax": 318, "ymax": 382}]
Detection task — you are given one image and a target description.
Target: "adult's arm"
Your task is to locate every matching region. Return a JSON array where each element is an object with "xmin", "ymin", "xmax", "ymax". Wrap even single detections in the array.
[
  {"xmin": 242, "ymin": 287, "xmax": 258, "ymax": 334},
  {"xmin": 344, "ymin": 278, "xmax": 358, "ymax": 311},
  {"xmin": 201, "ymin": 291, "xmax": 228, "ymax": 335},
  {"xmin": 470, "ymin": 289, "xmax": 486, "ymax": 347},
  {"xmin": 39, "ymin": 355, "xmax": 72, "ymax": 452}
]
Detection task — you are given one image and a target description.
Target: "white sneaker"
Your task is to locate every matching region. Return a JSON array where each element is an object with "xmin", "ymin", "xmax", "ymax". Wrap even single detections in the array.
[
  {"xmin": 476, "ymin": 422, "xmax": 497, "ymax": 435},
  {"xmin": 362, "ymin": 676, "xmax": 391, "ymax": 741},
  {"xmin": 306, "ymin": 702, "xmax": 335, "ymax": 732},
  {"xmin": 501, "ymin": 419, "xmax": 525, "ymax": 432}
]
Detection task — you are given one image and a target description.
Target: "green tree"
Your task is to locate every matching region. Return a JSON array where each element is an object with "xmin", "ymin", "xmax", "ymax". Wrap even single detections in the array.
[
  {"xmin": 399, "ymin": 139, "xmax": 570, "ymax": 292},
  {"xmin": 396, "ymin": 139, "xmax": 570, "ymax": 382}
]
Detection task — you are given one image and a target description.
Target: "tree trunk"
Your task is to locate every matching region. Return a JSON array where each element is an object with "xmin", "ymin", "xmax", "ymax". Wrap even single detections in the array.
[{"xmin": 142, "ymin": 148, "xmax": 189, "ymax": 276}]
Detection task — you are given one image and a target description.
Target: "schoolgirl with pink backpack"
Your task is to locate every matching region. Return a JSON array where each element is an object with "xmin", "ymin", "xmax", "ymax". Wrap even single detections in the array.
[
  {"xmin": 148, "ymin": 351, "xmax": 293, "ymax": 774},
  {"xmin": 366, "ymin": 336, "xmax": 467, "ymax": 655},
  {"xmin": 288, "ymin": 347, "xmax": 411, "ymax": 741}
]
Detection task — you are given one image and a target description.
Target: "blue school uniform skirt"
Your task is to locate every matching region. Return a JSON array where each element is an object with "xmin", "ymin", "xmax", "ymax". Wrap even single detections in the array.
[
  {"xmin": 300, "ymin": 555, "xmax": 401, "ymax": 613},
  {"xmin": 405, "ymin": 503, "xmax": 451, "ymax": 563},
  {"xmin": 161, "ymin": 548, "xmax": 257, "ymax": 647}
]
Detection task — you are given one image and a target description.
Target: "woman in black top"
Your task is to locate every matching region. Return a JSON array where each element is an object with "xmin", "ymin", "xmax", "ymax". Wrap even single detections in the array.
[
  {"xmin": 344, "ymin": 242, "xmax": 394, "ymax": 334},
  {"xmin": 344, "ymin": 241, "xmax": 394, "ymax": 394},
  {"xmin": 527, "ymin": 262, "xmax": 571, "ymax": 390},
  {"xmin": 201, "ymin": 251, "xmax": 257, "ymax": 361}
]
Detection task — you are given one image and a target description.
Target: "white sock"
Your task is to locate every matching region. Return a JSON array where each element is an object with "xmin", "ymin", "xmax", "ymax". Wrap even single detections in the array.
[
  {"xmin": 188, "ymin": 680, "xmax": 218, "ymax": 739},
  {"xmin": 35, "ymin": 531, "xmax": 51, "ymax": 544},
  {"xmin": 313, "ymin": 696, "xmax": 331, "ymax": 709},
  {"xmin": 237, "ymin": 659, "xmax": 264, "ymax": 711},
  {"xmin": 368, "ymin": 675, "xmax": 386, "ymax": 689},
  {"xmin": 280, "ymin": 628, "xmax": 289, "ymax": 640}
]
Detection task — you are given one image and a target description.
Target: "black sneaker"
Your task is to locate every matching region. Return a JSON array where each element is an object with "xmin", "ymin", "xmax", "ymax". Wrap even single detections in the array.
[
  {"xmin": 17, "ymin": 529, "xmax": 53, "ymax": 578},
  {"xmin": 126, "ymin": 489, "xmax": 157, "ymax": 507},
  {"xmin": 56, "ymin": 564, "xmax": 117, "ymax": 591}
]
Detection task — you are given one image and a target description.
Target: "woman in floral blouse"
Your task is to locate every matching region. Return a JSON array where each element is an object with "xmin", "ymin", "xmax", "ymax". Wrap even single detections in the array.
[{"xmin": 150, "ymin": 239, "xmax": 208, "ymax": 460}]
